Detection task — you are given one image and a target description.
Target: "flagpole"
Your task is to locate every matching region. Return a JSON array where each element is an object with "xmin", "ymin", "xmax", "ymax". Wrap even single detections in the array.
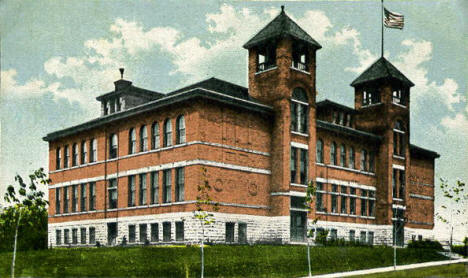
[{"xmin": 381, "ymin": 0, "xmax": 384, "ymax": 57}]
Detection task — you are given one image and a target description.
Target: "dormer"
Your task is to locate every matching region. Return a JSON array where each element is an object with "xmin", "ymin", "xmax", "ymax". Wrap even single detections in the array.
[
  {"xmin": 316, "ymin": 99, "xmax": 357, "ymax": 128},
  {"xmin": 96, "ymin": 68, "xmax": 164, "ymax": 116}
]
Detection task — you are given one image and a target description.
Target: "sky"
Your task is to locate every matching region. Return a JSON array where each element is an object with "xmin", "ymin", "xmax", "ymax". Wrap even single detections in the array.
[{"xmin": 0, "ymin": 0, "xmax": 467, "ymax": 241}]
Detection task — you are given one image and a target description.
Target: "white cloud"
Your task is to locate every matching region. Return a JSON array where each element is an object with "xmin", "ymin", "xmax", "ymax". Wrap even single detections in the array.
[{"xmin": 441, "ymin": 113, "xmax": 468, "ymax": 134}]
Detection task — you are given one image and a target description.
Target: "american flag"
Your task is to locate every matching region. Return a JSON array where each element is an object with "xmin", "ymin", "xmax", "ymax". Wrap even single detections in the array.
[{"xmin": 384, "ymin": 7, "xmax": 404, "ymax": 29}]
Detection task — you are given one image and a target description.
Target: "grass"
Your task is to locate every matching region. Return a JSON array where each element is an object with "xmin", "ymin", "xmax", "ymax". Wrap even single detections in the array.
[
  {"xmin": 0, "ymin": 245, "xmax": 449, "ymax": 278},
  {"xmin": 350, "ymin": 263, "xmax": 468, "ymax": 278}
]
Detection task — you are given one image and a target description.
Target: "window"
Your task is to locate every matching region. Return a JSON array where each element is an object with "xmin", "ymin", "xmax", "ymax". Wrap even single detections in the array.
[
  {"xmin": 150, "ymin": 172, "xmax": 159, "ymax": 204},
  {"xmin": 176, "ymin": 168, "xmax": 185, "ymax": 202},
  {"xmin": 346, "ymin": 114, "xmax": 352, "ymax": 127},
  {"xmin": 64, "ymin": 145, "xmax": 69, "ymax": 168},
  {"xmin": 362, "ymin": 88, "xmax": 381, "ymax": 106},
  {"xmin": 103, "ymin": 101, "xmax": 109, "ymax": 115},
  {"xmin": 80, "ymin": 183, "xmax": 87, "ymax": 211},
  {"xmin": 64, "ymin": 229, "xmax": 70, "ymax": 244},
  {"xmin": 290, "ymin": 147, "xmax": 297, "ymax": 183},
  {"xmin": 339, "ymin": 112, "xmax": 344, "ymax": 125},
  {"xmin": 128, "ymin": 175, "xmax": 136, "ymax": 207},
  {"xmin": 63, "ymin": 187, "xmax": 69, "ymax": 213},
  {"xmin": 163, "ymin": 119, "xmax": 172, "ymax": 147},
  {"xmin": 399, "ymin": 170, "xmax": 406, "ymax": 199},
  {"xmin": 129, "ymin": 128, "xmax": 136, "ymax": 154},
  {"xmin": 331, "ymin": 184, "xmax": 338, "ymax": 213},
  {"xmin": 72, "ymin": 228, "xmax": 78, "ymax": 244},
  {"xmin": 176, "ymin": 115, "xmax": 186, "ymax": 144},
  {"xmin": 71, "ymin": 185, "xmax": 78, "ymax": 212},
  {"xmin": 89, "ymin": 182, "xmax": 96, "ymax": 211},
  {"xmin": 368, "ymin": 232, "xmax": 374, "ymax": 245},
  {"xmin": 90, "ymin": 139, "xmax": 97, "ymax": 162},
  {"xmin": 348, "ymin": 147, "xmax": 355, "ymax": 169},
  {"xmin": 72, "ymin": 143, "xmax": 78, "ymax": 166},
  {"xmin": 55, "ymin": 188, "xmax": 61, "ymax": 215},
  {"xmin": 139, "ymin": 173, "xmax": 147, "ymax": 205},
  {"xmin": 109, "ymin": 134, "xmax": 118, "ymax": 159},
  {"xmin": 56, "ymin": 148, "xmax": 61, "ymax": 170},
  {"xmin": 340, "ymin": 144, "xmax": 346, "ymax": 167},
  {"xmin": 361, "ymin": 190, "xmax": 368, "ymax": 216},
  {"xmin": 330, "ymin": 142, "xmax": 337, "ymax": 165},
  {"xmin": 290, "ymin": 88, "xmax": 308, "ymax": 133},
  {"xmin": 226, "ymin": 222, "xmax": 235, "ymax": 243},
  {"xmin": 108, "ymin": 179, "xmax": 118, "ymax": 209},
  {"xmin": 393, "ymin": 121, "xmax": 405, "ymax": 156},
  {"xmin": 256, "ymin": 44, "xmax": 276, "ymax": 72},
  {"xmin": 291, "ymin": 196, "xmax": 307, "ymax": 209},
  {"xmin": 340, "ymin": 186, "xmax": 347, "ymax": 214},
  {"xmin": 81, "ymin": 141, "xmax": 87, "ymax": 164},
  {"xmin": 140, "ymin": 125, "xmax": 148, "ymax": 152},
  {"xmin": 369, "ymin": 151, "xmax": 375, "ymax": 173},
  {"xmin": 80, "ymin": 228, "xmax": 86, "ymax": 244},
  {"xmin": 163, "ymin": 169, "xmax": 171, "ymax": 203},
  {"xmin": 299, "ymin": 149, "xmax": 308, "ymax": 184},
  {"xmin": 163, "ymin": 222, "xmax": 171, "ymax": 242},
  {"xmin": 316, "ymin": 139, "xmax": 324, "ymax": 163},
  {"xmin": 392, "ymin": 169, "xmax": 397, "ymax": 198},
  {"xmin": 292, "ymin": 42, "xmax": 308, "ymax": 71},
  {"xmin": 238, "ymin": 223, "xmax": 247, "ymax": 244},
  {"xmin": 349, "ymin": 230, "xmax": 355, "ymax": 242},
  {"xmin": 140, "ymin": 224, "xmax": 147, "ymax": 243},
  {"xmin": 129, "ymin": 225, "xmax": 136, "ymax": 243},
  {"xmin": 176, "ymin": 221, "xmax": 184, "ymax": 241},
  {"xmin": 350, "ymin": 188, "xmax": 356, "ymax": 215},
  {"xmin": 360, "ymin": 149, "xmax": 367, "ymax": 171},
  {"xmin": 392, "ymin": 88, "xmax": 407, "ymax": 105},
  {"xmin": 369, "ymin": 191, "xmax": 375, "ymax": 217},
  {"xmin": 316, "ymin": 183, "xmax": 325, "ymax": 212},
  {"xmin": 151, "ymin": 223, "xmax": 159, "ymax": 242},
  {"xmin": 56, "ymin": 230, "xmax": 62, "ymax": 245},
  {"xmin": 89, "ymin": 227, "xmax": 96, "ymax": 244},
  {"xmin": 360, "ymin": 231, "xmax": 367, "ymax": 243},
  {"xmin": 151, "ymin": 122, "xmax": 160, "ymax": 149}
]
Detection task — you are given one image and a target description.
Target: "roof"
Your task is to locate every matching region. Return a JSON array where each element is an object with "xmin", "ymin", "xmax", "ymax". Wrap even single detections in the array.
[
  {"xmin": 316, "ymin": 99, "xmax": 357, "ymax": 114},
  {"xmin": 243, "ymin": 7, "xmax": 321, "ymax": 49},
  {"xmin": 43, "ymin": 78, "xmax": 273, "ymax": 142},
  {"xmin": 410, "ymin": 144, "xmax": 440, "ymax": 159},
  {"xmin": 96, "ymin": 79, "xmax": 164, "ymax": 101},
  {"xmin": 316, "ymin": 120, "xmax": 382, "ymax": 142},
  {"xmin": 350, "ymin": 57, "xmax": 414, "ymax": 87}
]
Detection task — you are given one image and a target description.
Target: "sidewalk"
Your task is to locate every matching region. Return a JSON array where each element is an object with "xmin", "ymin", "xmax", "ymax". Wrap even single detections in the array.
[{"xmin": 302, "ymin": 258, "xmax": 468, "ymax": 278}]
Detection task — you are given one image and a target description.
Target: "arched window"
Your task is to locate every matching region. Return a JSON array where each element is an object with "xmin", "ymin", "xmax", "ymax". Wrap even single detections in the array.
[
  {"xmin": 393, "ymin": 120, "xmax": 405, "ymax": 156},
  {"xmin": 152, "ymin": 122, "xmax": 160, "ymax": 149},
  {"xmin": 340, "ymin": 144, "xmax": 346, "ymax": 167},
  {"xmin": 291, "ymin": 88, "xmax": 308, "ymax": 134},
  {"xmin": 176, "ymin": 115, "xmax": 186, "ymax": 144},
  {"xmin": 316, "ymin": 139, "xmax": 324, "ymax": 164},
  {"xmin": 140, "ymin": 125, "xmax": 148, "ymax": 152},
  {"xmin": 330, "ymin": 142, "xmax": 337, "ymax": 165},
  {"xmin": 163, "ymin": 119, "xmax": 172, "ymax": 147},
  {"xmin": 72, "ymin": 143, "xmax": 78, "ymax": 166},
  {"xmin": 81, "ymin": 141, "xmax": 87, "ymax": 164},
  {"xmin": 129, "ymin": 128, "xmax": 136, "ymax": 154},
  {"xmin": 348, "ymin": 147, "xmax": 355, "ymax": 169},
  {"xmin": 109, "ymin": 134, "xmax": 118, "ymax": 159},
  {"xmin": 90, "ymin": 139, "xmax": 97, "ymax": 162}
]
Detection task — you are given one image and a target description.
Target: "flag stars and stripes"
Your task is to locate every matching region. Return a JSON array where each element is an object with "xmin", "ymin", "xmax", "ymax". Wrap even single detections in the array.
[{"xmin": 384, "ymin": 7, "xmax": 404, "ymax": 29}]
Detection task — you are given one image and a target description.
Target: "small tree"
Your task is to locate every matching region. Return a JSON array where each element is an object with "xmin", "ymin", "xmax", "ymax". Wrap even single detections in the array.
[
  {"xmin": 193, "ymin": 167, "xmax": 219, "ymax": 278},
  {"xmin": 436, "ymin": 179, "xmax": 467, "ymax": 253},
  {"xmin": 304, "ymin": 180, "xmax": 320, "ymax": 278},
  {"xmin": 1, "ymin": 168, "xmax": 50, "ymax": 278}
]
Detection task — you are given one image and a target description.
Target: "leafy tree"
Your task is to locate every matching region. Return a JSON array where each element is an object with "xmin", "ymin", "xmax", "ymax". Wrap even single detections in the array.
[
  {"xmin": 193, "ymin": 167, "xmax": 219, "ymax": 278},
  {"xmin": 0, "ymin": 168, "xmax": 50, "ymax": 278},
  {"xmin": 436, "ymin": 179, "xmax": 467, "ymax": 250},
  {"xmin": 304, "ymin": 180, "xmax": 320, "ymax": 278}
]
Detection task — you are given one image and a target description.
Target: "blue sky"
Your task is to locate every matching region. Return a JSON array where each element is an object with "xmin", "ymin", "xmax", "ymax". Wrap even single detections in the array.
[{"xmin": 1, "ymin": 0, "xmax": 467, "ymax": 240}]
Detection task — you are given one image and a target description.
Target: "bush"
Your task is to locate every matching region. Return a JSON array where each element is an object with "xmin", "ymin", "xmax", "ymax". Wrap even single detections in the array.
[
  {"xmin": 407, "ymin": 239, "xmax": 443, "ymax": 250},
  {"xmin": 451, "ymin": 245, "xmax": 467, "ymax": 257}
]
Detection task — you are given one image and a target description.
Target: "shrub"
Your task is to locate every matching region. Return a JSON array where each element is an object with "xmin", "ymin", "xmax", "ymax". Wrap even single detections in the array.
[
  {"xmin": 407, "ymin": 239, "xmax": 443, "ymax": 250},
  {"xmin": 451, "ymin": 245, "xmax": 467, "ymax": 257}
]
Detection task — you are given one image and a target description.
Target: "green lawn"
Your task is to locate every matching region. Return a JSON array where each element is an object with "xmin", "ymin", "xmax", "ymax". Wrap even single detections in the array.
[
  {"xmin": 351, "ymin": 263, "xmax": 468, "ymax": 278},
  {"xmin": 0, "ymin": 245, "xmax": 449, "ymax": 278}
]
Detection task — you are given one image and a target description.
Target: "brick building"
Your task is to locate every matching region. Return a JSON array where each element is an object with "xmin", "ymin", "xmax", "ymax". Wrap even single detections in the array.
[{"xmin": 44, "ymin": 7, "xmax": 439, "ymax": 247}]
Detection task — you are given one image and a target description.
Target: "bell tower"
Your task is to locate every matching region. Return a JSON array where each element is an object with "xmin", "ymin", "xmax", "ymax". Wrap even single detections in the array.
[
  {"xmin": 243, "ymin": 6, "xmax": 321, "ymax": 229},
  {"xmin": 351, "ymin": 57, "xmax": 414, "ymax": 245}
]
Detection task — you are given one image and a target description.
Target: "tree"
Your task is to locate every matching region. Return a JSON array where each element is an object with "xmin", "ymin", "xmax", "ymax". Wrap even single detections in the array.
[
  {"xmin": 193, "ymin": 167, "xmax": 219, "ymax": 278},
  {"xmin": 436, "ymin": 179, "xmax": 467, "ymax": 252},
  {"xmin": 304, "ymin": 180, "xmax": 320, "ymax": 278},
  {"xmin": 1, "ymin": 168, "xmax": 50, "ymax": 278}
]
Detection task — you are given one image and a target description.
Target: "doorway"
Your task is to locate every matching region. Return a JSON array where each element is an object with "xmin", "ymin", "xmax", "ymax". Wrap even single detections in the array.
[
  {"xmin": 290, "ymin": 211, "xmax": 307, "ymax": 242},
  {"xmin": 107, "ymin": 222, "xmax": 118, "ymax": 246}
]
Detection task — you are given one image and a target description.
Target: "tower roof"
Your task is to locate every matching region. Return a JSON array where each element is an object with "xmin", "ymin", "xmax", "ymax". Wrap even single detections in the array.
[
  {"xmin": 350, "ymin": 57, "xmax": 414, "ymax": 87},
  {"xmin": 243, "ymin": 7, "xmax": 321, "ymax": 49}
]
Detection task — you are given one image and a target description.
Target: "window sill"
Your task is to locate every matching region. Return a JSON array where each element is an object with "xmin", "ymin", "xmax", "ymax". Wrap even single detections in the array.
[
  {"xmin": 393, "ymin": 155, "xmax": 405, "ymax": 160},
  {"xmin": 291, "ymin": 131, "xmax": 309, "ymax": 137},
  {"xmin": 255, "ymin": 66, "xmax": 278, "ymax": 75},
  {"xmin": 361, "ymin": 103, "xmax": 383, "ymax": 108},
  {"xmin": 392, "ymin": 102, "xmax": 407, "ymax": 109},
  {"xmin": 291, "ymin": 183, "xmax": 308, "ymax": 188},
  {"xmin": 325, "ymin": 164, "xmax": 375, "ymax": 176},
  {"xmin": 290, "ymin": 67, "xmax": 310, "ymax": 75}
]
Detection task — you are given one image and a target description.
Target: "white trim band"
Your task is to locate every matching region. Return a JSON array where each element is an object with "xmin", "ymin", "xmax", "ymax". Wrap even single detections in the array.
[{"xmin": 291, "ymin": 141, "xmax": 309, "ymax": 150}]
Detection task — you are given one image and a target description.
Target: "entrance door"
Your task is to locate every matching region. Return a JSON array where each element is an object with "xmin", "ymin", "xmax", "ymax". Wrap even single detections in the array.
[
  {"xmin": 238, "ymin": 223, "xmax": 247, "ymax": 244},
  {"xmin": 107, "ymin": 222, "xmax": 118, "ymax": 246},
  {"xmin": 290, "ymin": 211, "xmax": 307, "ymax": 242}
]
